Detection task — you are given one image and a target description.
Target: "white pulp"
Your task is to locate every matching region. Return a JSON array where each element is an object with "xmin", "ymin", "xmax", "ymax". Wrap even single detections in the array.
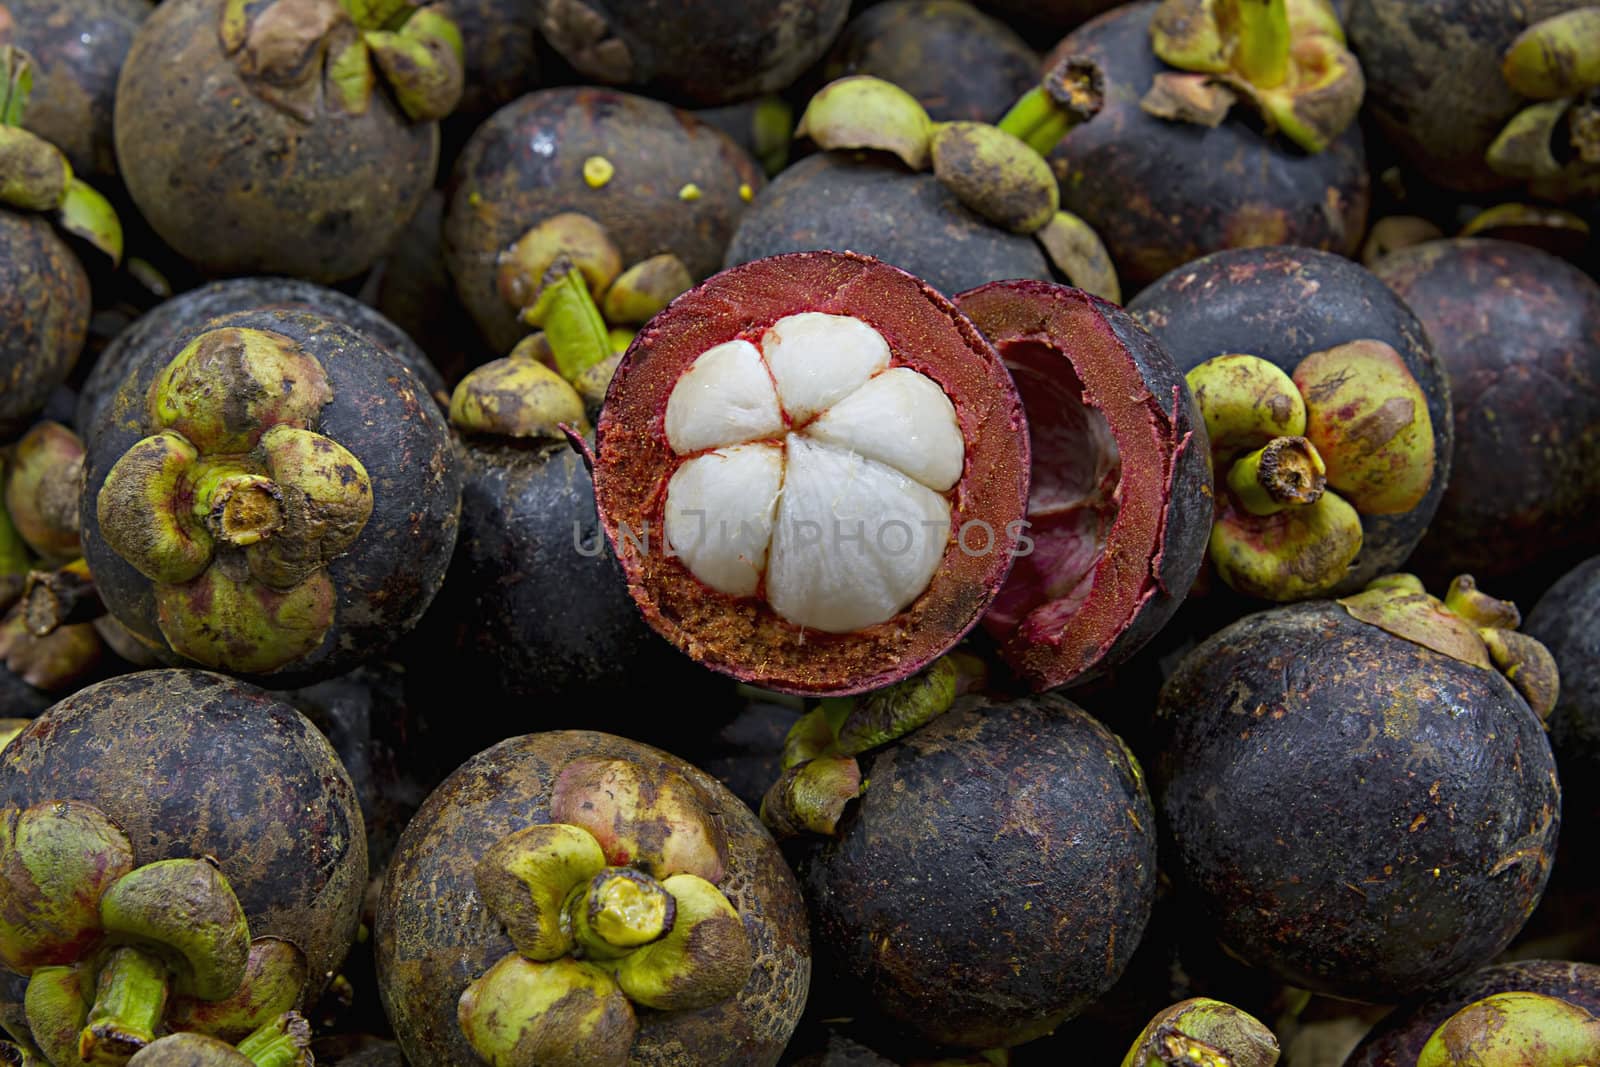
[{"xmin": 662, "ymin": 313, "xmax": 965, "ymax": 633}]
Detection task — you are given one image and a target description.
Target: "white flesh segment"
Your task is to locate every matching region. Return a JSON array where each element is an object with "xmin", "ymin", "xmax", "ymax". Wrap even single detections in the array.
[
  {"xmin": 766, "ymin": 436, "xmax": 950, "ymax": 633},
  {"xmin": 759, "ymin": 313, "xmax": 891, "ymax": 423},
  {"xmin": 804, "ymin": 367, "xmax": 965, "ymax": 491},
  {"xmin": 664, "ymin": 444, "xmax": 784, "ymax": 597},
  {"xmin": 663, "ymin": 339, "xmax": 785, "ymax": 455}
]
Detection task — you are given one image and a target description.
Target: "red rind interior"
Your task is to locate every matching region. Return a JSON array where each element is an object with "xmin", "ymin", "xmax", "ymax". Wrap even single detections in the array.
[
  {"xmin": 956, "ymin": 281, "xmax": 1186, "ymax": 690},
  {"xmin": 593, "ymin": 251, "xmax": 1032, "ymax": 696}
]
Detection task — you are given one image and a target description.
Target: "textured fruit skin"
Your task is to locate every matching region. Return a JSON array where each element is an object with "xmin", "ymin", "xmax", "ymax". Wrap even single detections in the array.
[
  {"xmin": 76, "ymin": 276, "xmax": 448, "ymax": 439},
  {"xmin": 1343, "ymin": 960, "xmax": 1600, "ymax": 1066},
  {"xmin": 1156, "ymin": 601, "xmax": 1560, "ymax": 1002},
  {"xmin": 435, "ymin": 0, "xmax": 540, "ymax": 120},
  {"xmin": 0, "ymin": 209, "xmax": 89, "ymax": 439},
  {"xmin": 1372, "ymin": 239, "xmax": 1600, "ymax": 593},
  {"xmin": 726, "ymin": 152, "xmax": 1051, "ymax": 299},
  {"xmin": 1347, "ymin": 0, "xmax": 1593, "ymax": 194},
  {"xmin": 78, "ymin": 307, "xmax": 462, "ymax": 686},
  {"xmin": 799, "ymin": 693, "xmax": 1156, "ymax": 1049},
  {"xmin": 0, "ymin": 0, "xmax": 150, "ymax": 177},
  {"xmin": 375, "ymin": 731, "xmax": 810, "ymax": 1067},
  {"xmin": 1129, "ymin": 245, "xmax": 1452, "ymax": 592},
  {"xmin": 1526, "ymin": 556, "xmax": 1600, "ymax": 821},
  {"xmin": 1043, "ymin": 3, "xmax": 1369, "ymax": 292},
  {"xmin": 0, "ymin": 669, "xmax": 367, "ymax": 1004},
  {"xmin": 444, "ymin": 87, "xmax": 765, "ymax": 354},
  {"xmin": 113, "ymin": 0, "xmax": 438, "ymax": 283}
]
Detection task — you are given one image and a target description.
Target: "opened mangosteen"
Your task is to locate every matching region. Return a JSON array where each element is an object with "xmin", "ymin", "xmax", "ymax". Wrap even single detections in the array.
[
  {"xmin": 0, "ymin": 669, "xmax": 367, "ymax": 1060},
  {"xmin": 375, "ymin": 730, "xmax": 810, "ymax": 1066},
  {"xmin": 952, "ymin": 279, "xmax": 1212, "ymax": 690},
  {"xmin": 531, "ymin": 0, "xmax": 849, "ymax": 107},
  {"xmin": 590, "ymin": 250, "xmax": 1030, "ymax": 696},
  {"xmin": 1155, "ymin": 574, "xmax": 1562, "ymax": 1002},
  {"xmin": 1128, "ymin": 245, "xmax": 1451, "ymax": 599},
  {"xmin": 79, "ymin": 306, "xmax": 462, "ymax": 684},
  {"xmin": 444, "ymin": 86, "xmax": 766, "ymax": 355},
  {"xmin": 114, "ymin": 0, "xmax": 465, "ymax": 283},
  {"xmin": 1042, "ymin": 0, "xmax": 1370, "ymax": 291},
  {"xmin": 1372, "ymin": 238, "xmax": 1600, "ymax": 595}
]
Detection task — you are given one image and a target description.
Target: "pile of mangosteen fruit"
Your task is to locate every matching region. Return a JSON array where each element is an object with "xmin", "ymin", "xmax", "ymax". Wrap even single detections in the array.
[{"xmin": 3, "ymin": 0, "xmax": 1600, "ymax": 1064}]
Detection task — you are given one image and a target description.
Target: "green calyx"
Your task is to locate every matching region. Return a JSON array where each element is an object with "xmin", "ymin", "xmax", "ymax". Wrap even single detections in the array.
[
  {"xmin": 0, "ymin": 608, "xmax": 103, "ymax": 694},
  {"xmin": 759, "ymin": 756, "xmax": 863, "ymax": 840},
  {"xmin": 24, "ymin": 964, "xmax": 94, "ymax": 1067},
  {"xmin": 230, "ymin": 1012, "xmax": 312, "ymax": 1067},
  {"xmin": 1121, "ymin": 998, "xmax": 1280, "ymax": 1067},
  {"xmin": 1224, "ymin": 436, "xmax": 1326, "ymax": 516},
  {"xmin": 600, "ymin": 254, "xmax": 692, "ymax": 326},
  {"xmin": 998, "ymin": 55, "xmax": 1107, "ymax": 157},
  {"xmin": 362, "ymin": 8, "xmax": 464, "ymax": 122},
  {"xmin": 1145, "ymin": 0, "xmax": 1363, "ymax": 152},
  {"xmin": 458, "ymin": 955, "xmax": 636, "ymax": 1067},
  {"xmin": 474, "ymin": 824, "xmax": 607, "ymax": 961},
  {"xmin": 0, "ymin": 802, "xmax": 134, "ymax": 975},
  {"xmin": 549, "ymin": 758, "xmax": 729, "ymax": 885},
  {"xmin": 1035, "ymin": 211, "xmax": 1122, "ymax": 304},
  {"xmin": 166, "ymin": 939, "xmax": 308, "ymax": 1044},
  {"xmin": 930, "ymin": 122, "xmax": 1059, "ymax": 234},
  {"xmin": 565, "ymin": 869, "xmax": 676, "ymax": 959},
  {"xmin": 1485, "ymin": 95, "xmax": 1600, "ymax": 183},
  {"xmin": 1501, "ymin": 9, "xmax": 1600, "ymax": 100},
  {"xmin": 5, "ymin": 421, "xmax": 87, "ymax": 564},
  {"xmin": 80, "ymin": 946, "xmax": 170, "ymax": 1063},
  {"xmin": 1208, "ymin": 490, "xmax": 1362, "ymax": 601},
  {"xmin": 0, "ymin": 126, "xmax": 70, "ymax": 212},
  {"xmin": 1418, "ymin": 991, "xmax": 1600, "ymax": 1066},
  {"xmin": 1, "ymin": 44, "xmax": 32, "ymax": 128},
  {"xmin": 125, "ymin": 1014, "xmax": 312, "ymax": 1067},
  {"xmin": 96, "ymin": 328, "xmax": 371, "ymax": 674},
  {"xmin": 497, "ymin": 214, "xmax": 623, "ymax": 315},
  {"xmin": 449, "ymin": 352, "xmax": 590, "ymax": 442},
  {"xmin": 1339, "ymin": 574, "xmax": 1561, "ymax": 719},
  {"xmin": 795, "ymin": 76, "xmax": 933, "ymax": 170},
  {"xmin": 23, "ymin": 558, "xmax": 102, "ymax": 638},
  {"xmin": 521, "ymin": 260, "xmax": 616, "ymax": 385}
]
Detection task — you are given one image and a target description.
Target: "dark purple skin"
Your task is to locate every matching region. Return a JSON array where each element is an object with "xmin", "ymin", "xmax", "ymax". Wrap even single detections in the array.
[
  {"xmin": 0, "ymin": 669, "xmax": 368, "ymax": 1001},
  {"xmin": 371, "ymin": 191, "xmax": 486, "ymax": 391},
  {"xmin": 78, "ymin": 307, "xmax": 463, "ymax": 687},
  {"xmin": 375, "ymin": 731, "xmax": 811, "ymax": 1067},
  {"xmin": 1156, "ymin": 601, "xmax": 1560, "ymax": 1003},
  {"xmin": 1346, "ymin": 0, "xmax": 1593, "ymax": 195},
  {"xmin": 1372, "ymin": 239, "xmax": 1600, "ymax": 595},
  {"xmin": 822, "ymin": 0, "xmax": 1040, "ymax": 123},
  {"xmin": 1526, "ymin": 556, "xmax": 1600, "ymax": 820},
  {"xmin": 799, "ymin": 693, "xmax": 1156, "ymax": 1050},
  {"xmin": 691, "ymin": 700, "xmax": 802, "ymax": 815},
  {"xmin": 0, "ymin": 210, "xmax": 90, "ymax": 439},
  {"xmin": 978, "ymin": 0, "xmax": 1122, "ymax": 28},
  {"xmin": 1042, "ymin": 3, "xmax": 1370, "ymax": 292},
  {"xmin": 1128, "ymin": 244, "xmax": 1453, "ymax": 593},
  {"xmin": 1341, "ymin": 960, "xmax": 1600, "ymax": 1066},
  {"xmin": 725, "ymin": 151, "xmax": 1052, "ymax": 299},
  {"xmin": 77, "ymin": 275, "xmax": 449, "ymax": 439},
  {"xmin": 436, "ymin": 0, "xmax": 539, "ymax": 120}
]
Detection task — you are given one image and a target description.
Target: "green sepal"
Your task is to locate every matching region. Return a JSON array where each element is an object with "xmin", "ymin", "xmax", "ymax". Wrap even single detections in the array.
[
  {"xmin": 0, "ymin": 127, "xmax": 69, "ymax": 212},
  {"xmin": 0, "ymin": 46, "xmax": 34, "ymax": 127},
  {"xmin": 340, "ymin": 0, "xmax": 410, "ymax": 32},
  {"xmin": 522, "ymin": 260, "xmax": 615, "ymax": 385},
  {"xmin": 55, "ymin": 180, "xmax": 123, "ymax": 266},
  {"xmin": 325, "ymin": 36, "xmax": 374, "ymax": 115},
  {"xmin": 364, "ymin": 8, "xmax": 464, "ymax": 122},
  {"xmin": 1418, "ymin": 991, "xmax": 1600, "ymax": 1066}
]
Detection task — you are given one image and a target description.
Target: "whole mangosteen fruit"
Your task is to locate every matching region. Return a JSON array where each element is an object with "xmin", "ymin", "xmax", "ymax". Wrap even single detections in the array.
[
  {"xmin": 1128, "ymin": 245, "xmax": 1451, "ymax": 600},
  {"xmin": 590, "ymin": 250, "xmax": 1031, "ymax": 696},
  {"xmin": 1526, "ymin": 556, "xmax": 1600, "ymax": 822},
  {"xmin": 1371, "ymin": 238, "xmax": 1600, "ymax": 595},
  {"xmin": 79, "ymin": 306, "xmax": 462, "ymax": 684},
  {"xmin": 1155, "ymin": 575, "xmax": 1562, "ymax": 1002},
  {"xmin": 0, "ymin": 669, "xmax": 366, "ymax": 1042},
  {"xmin": 952, "ymin": 279, "xmax": 1213, "ymax": 691},
  {"xmin": 374, "ymin": 730, "xmax": 810, "ymax": 1067},
  {"xmin": 114, "ymin": 0, "xmax": 465, "ymax": 283},
  {"xmin": 1042, "ymin": 1, "xmax": 1370, "ymax": 291}
]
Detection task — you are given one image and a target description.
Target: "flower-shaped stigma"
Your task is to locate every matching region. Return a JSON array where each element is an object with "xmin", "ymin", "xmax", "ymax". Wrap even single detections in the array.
[
  {"xmin": 661, "ymin": 313, "xmax": 966, "ymax": 633},
  {"xmin": 96, "ymin": 327, "xmax": 373, "ymax": 673},
  {"xmin": 459, "ymin": 759, "xmax": 754, "ymax": 1067}
]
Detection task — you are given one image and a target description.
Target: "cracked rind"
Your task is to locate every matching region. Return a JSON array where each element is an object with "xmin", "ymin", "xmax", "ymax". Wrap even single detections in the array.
[
  {"xmin": 1043, "ymin": 2, "xmax": 1369, "ymax": 291},
  {"xmin": 78, "ymin": 307, "xmax": 461, "ymax": 686},
  {"xmin": 0, "ymin": 209, "xmax": 89, "ymax": 439},
  {"xmin": 1129, "ymin": 245, "xmax": 1452, "ymax": 593},
  {"xmin": 955, "ymin": 280, "xmax": 1212, "ymax": 691},
  {"xmin": 0, "ymin": 669, "xmax": 366, "ymax": 1011},
  {"xmin": 798, "ymin": 694, "xmax": 1156, "ymax": 1049},
  {"xmin": 592, "ymin": 251, "xmax": 1030, "ymax": 697},
  {"xmin": 1155, "ymin": 601, "xmax": 1560, "ymax": 1001},
  {"xmin": 375, "ymin": 730, "xmax": 810, "ymax": 1067}
]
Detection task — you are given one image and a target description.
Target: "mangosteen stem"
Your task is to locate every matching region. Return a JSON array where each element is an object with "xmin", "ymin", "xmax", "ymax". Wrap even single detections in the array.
[
  {"xmin": 1225, "ymin": 436, "xmax": 1326, "ymax": 516},
  {"xmin": 233, "ymin": 1013, "xmax": 311, "ymax": 1067},
  {"xmin": 522, "ymin": 259, "xmax": 614, "ymax": 385},
  {"xmin": 190, "ymin": 462, "xmax": 283, "ymax": 548},
  {"xmin": 997, "ymin": 56, "xmax": 1106, "ymax": 157},
  {"xmin": 79, "ymin": 946, "xmax": 169, "ymax": 1064},
  {"xmin": 0, "ymin": 45, "xmax": 32, "ymax": 127},
  {"xmin": 565, "ymin": 869, "xmax": 676, "ymax": 960},
  {"xmin": 1232, "ymin": 0, "xmax": 1290, "ymax": 90},
  {"xmin": 22, "ymin": 559, "xmax": 102, "ymax": 636}
]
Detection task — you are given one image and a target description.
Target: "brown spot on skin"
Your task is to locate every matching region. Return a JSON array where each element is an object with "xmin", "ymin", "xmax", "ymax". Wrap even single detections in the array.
[{"xmin": 1348, "ymin": 396, "xmax": 1416, "ymax": 453}]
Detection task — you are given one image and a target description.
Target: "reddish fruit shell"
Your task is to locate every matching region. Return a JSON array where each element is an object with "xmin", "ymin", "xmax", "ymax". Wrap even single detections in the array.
[
  {"xmin": 956, "ymin": 280, "xmax": 1211, "ymax": 691},
  {"xmin": 593, "ymin": 251, "xmax": 1031, "ymax": 696}
]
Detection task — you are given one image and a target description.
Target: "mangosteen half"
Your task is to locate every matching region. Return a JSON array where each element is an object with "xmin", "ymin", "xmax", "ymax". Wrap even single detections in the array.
[
  {"xmin": 1155, "ymin": 575, "xmax": 1561, "ymax": 1001},
  {"xmin": 590, "ymin": 250, "xmax": 1031, "ymax": 696},
  {"xmin": 79, "ymin": 307, "xmax": 462, "ymax": 684},
  {"xmin": 951, "ymin": 279, "xmax": 1212, "ymax": 691},
  {"xmin": 375, "ymin": 730, "xmax": 810, "ymax": 1067}
]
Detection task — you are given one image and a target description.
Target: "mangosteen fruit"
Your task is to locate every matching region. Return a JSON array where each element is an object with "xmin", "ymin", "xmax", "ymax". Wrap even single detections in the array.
[
  {"xmin": 1042, "ymin": 0, "xmax": 1370, "ymax": 291},
  {"xmin": 76, "ymin": 274, "xmax": 449, "ymax": 440},
  {"xmin": 1128, "ymin": 245, "xmax": 1451, "ymax": 598},
  {"xmin": 589, "ymin": 250, "xmax": 1031, "ymax": 695},
  {"xmin": 531, "ymin": 0, "xmax": 850, "ymax": 107},
  {"xmin": 952, "ymin": 279, "xmax": 1212, "ymax": 690},
  {"xmin": 0, "ymin": 669, "xmax": 367, "ymax": 1055},
  {"xmin": 114, "ymin": 0, "xmax": 465, "ymax": 283},
  {"xmin": 1526, "ymin": 556, "xmax": 1600, "ymax": 822},
  {"xmin": 788, "ymin": 688, "xmax": 1156, "ymax": 1049},
  {"xmin": 375, "ymin": 730, "xmax": 810, "ymax": 1066},
  {"xmin": 444, "ymin": 87, "xmax": 766, "ymax": 355},
  {"xmin": 1155, "ymin": 574, "xmax": 1562, "ymax": 1002},
  {"xmin": 1371, "ymin": 238, "xmax": 1600, "ymax": 594},
  {"xmin": 79, "ymin": 306, "xmax": 462, "ymax": 684}
]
